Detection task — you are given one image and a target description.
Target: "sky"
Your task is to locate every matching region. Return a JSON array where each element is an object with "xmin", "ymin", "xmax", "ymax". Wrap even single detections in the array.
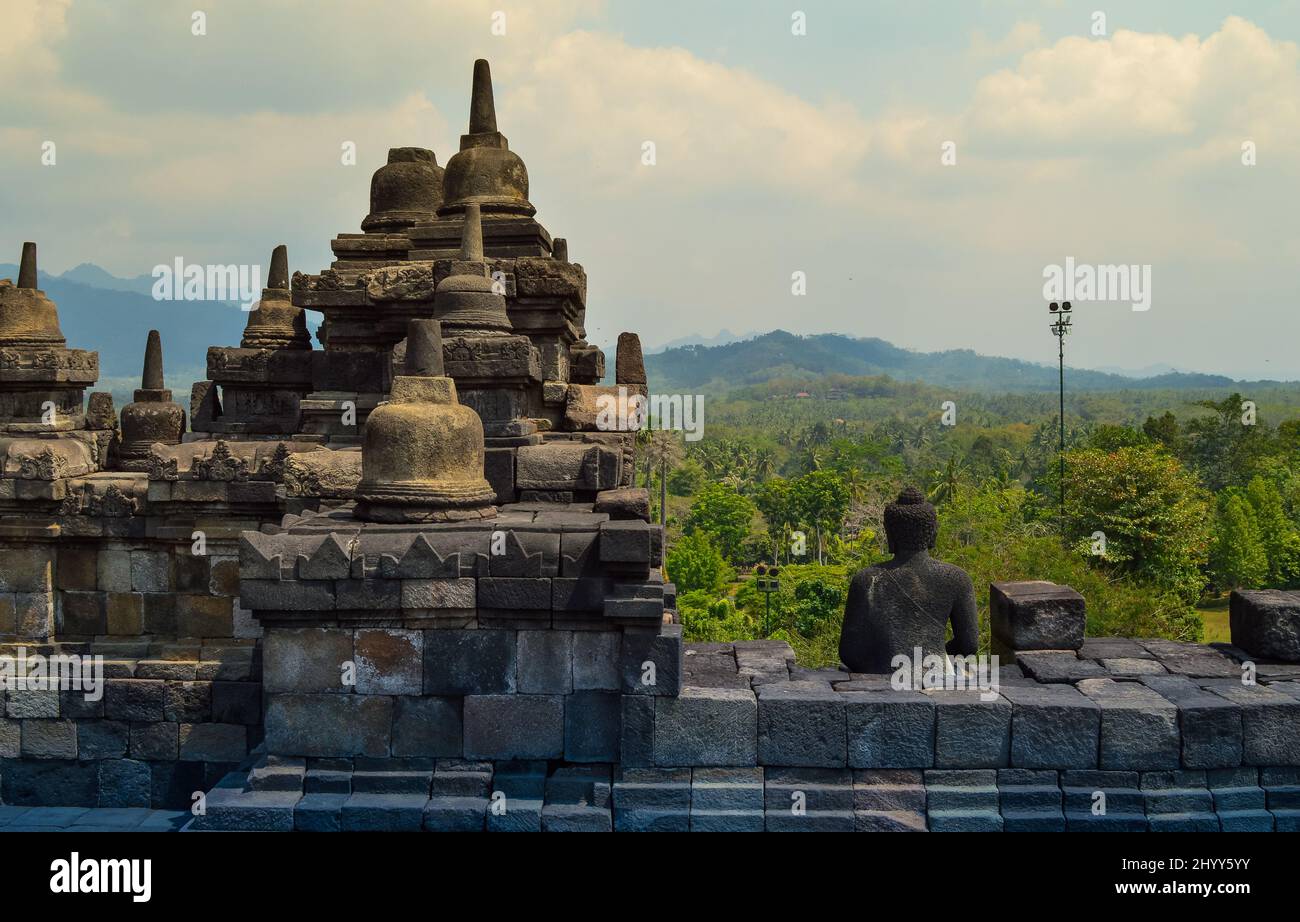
[{"xmin": 2, "ymin": 0, "xmax": 1299, "ymax": 379}]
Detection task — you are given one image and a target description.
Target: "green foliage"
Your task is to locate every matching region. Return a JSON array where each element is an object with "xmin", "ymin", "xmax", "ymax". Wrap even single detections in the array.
[
  {"xmin": 1210, "ymin": 493, "xmax": 1268, "ymax": 591},
  {"xmin": 665, "ymin": 532, "xmax": 732, "ymax": 594},
  {"xmin": 683, "ymin": 482, "xmax": 756, "ymax": 561},
  {"xmin": 1056, "ymin": 446, "xmax": 1212, "ymax": 602},
  {"xmin": 667, "ymin": 459, "xmax": 705, "ymax": 496},
  {"xmin": 678, "ymin": 591, "xmax": 757, "ymax": 644}
]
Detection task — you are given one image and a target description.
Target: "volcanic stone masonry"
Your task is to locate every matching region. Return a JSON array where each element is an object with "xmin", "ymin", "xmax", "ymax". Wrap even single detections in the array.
[{"xmin": 2, "ymin": 58, "xmax": 1300, "ymax": 830}]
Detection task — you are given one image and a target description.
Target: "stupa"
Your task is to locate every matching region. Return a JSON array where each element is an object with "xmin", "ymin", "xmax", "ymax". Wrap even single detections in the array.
[{"xmin": 118, "ymin": 330, "xmax": 186, "ymax": 471}]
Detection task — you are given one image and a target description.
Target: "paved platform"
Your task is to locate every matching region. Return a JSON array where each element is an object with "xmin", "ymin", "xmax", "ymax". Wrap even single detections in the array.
[{"xmin": 0, "ymin": 806, "xmax": 188, "ymax": 832}]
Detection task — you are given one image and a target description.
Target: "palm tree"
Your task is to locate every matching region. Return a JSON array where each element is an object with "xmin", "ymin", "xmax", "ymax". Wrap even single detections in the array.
[
  {"xmin": 644, "ymin": 430, "xmax": 685, "ymax": 525},
  {"xmin": 926, "ymin": 456, "xmax": 968, "ymax": 504}
]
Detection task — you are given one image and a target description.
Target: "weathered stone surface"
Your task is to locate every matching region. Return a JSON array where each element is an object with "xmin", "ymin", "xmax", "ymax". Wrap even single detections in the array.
[
  {"xmin": 843, "ymin": 690, "xmax": 935, "ymax": 769},
  {"xmin": 390, "ymin": 696, "xmax": 462, "ymax": 758},
  {"xmin": 178, "ymin": 723, "xmax": 247, "ymax": 762},
  {"xmin": 518, "ymin": 630, "xmax": 573, "ymax": 694},
  {"xmin": 925, "ymin": 689, "xmax": 1012, "ymax": 768},
  {"xmin": 264, "ymin": 628, "xmax": 353, "ymax": 693},
  {"xmin": 990, "ymin": 581, "xmax": 1085, "ymax": 656},
  {"xmin": 620, "ymin": 694, "xmax": 655, "ymax": 768},
  {"xmin": 104, "ymin": 679, "xmax": 165, "ymax": 722},
  {"xmin": 1077, "ymin": 678, "xmax": 1180, "ymax": 770},
  {"xmin": 1001, "ymin": 684, "xmax": 1100, "ymax": 769},
  {"xmin": 1231, "ymin": 590, "xmax": 1300, "ymax": 662},
  {"xmin": 758, "ymin": 683, "xmax": 847, "ymax": 767},
  {"xmin": 564, "ymin": 690, "xmax": 621, "ymax": 762},
  {"xmin": 654, "ymin": 686, "xmax": 757, "ymax": 766},
  {"xmin": 463, "ymin": 694, "xmax": 563, "ymax": 760},
  {"xmin": 572, "ymin": 630, "xmax": 620, "ymax": 690},
  {"xmin": 401, "ymin": 578, "xmax": 475, "ymax": 610},
  {"xmin": 21, "ymin": 719, "xmax": 78, "ymax": 759},
  {"xmin": 620, "ymin": 624, "xmax": 682, "ymax": 696},
  {"xmin": 97, "ymin": 759, "xmax": 151, "ymax": 808},
  {"xmin": 354, "ymin": 628, "xmax": 423, "ymax": 695},
  {"xmin": 1142, "ymin": 675, "xmax": 1243, "ymax": 769},
  {"xmin": 1015, "ymin": 651, "xmax": 1107, "ymax": 683},
  {"xmin": 1211, "ymin": 683, "xmax": 1300, "ymax": 765},
  {"xmin": 424, "ymin": 629, "xmax": 517, "ymax": 695},
  {"xmin": 593, "ymin": 488, "xmax": 649, "ymax": 521},
  {"xmin": 76, "ymin": 720, "xmax": 129, "ymax": 759},
  {"xmin": 265, "ymin": 694, "xmax": 393, "ymax": 758}
]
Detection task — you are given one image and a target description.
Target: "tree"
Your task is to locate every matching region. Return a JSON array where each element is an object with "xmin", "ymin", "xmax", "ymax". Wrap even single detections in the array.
[
  {"xmin": 668, "ymin": 459, "xmax": 705, "ymax": 496},
  {"xmin": 665, "ymin": 532, "xmax": 732, "ymax": 594},
  {"xmin": 1183, "ymin": 393, "xmax": 1272, "ymax": 491},
  {"xmin": 790, "ymin": 470, "xmax": 851, "ymax": 564},
  {"xmin": 644, "ymin": 429, "xmax": 685, "ymax": 525},
  {"xmin": 1244, "ymin": 476, "xmax": 1300, "ymax": 588},
  {"xmin": 684, "ymin": 483, "xmax": 756, "ymax": 561},
  {"xmin": 754, "ymin": 477, "xmax": 795, "ymax": 564},
  {"xmin": 1059, "ymin": 445, "xmax": 1212, "ymax": 601},
  {"xmin": 1142, "ymin": 412, "xmax": 1181, "ymax": 452},
  {"xmin": 1210, "ymin": 493, "xmax": 1268, "ymax": 591}
]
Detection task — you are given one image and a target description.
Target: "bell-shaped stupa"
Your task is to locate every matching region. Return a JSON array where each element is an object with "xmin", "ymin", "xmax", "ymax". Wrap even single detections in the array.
[{"xmin": 354, "ymin": 318, "xmax": 496, "ymax": 523}]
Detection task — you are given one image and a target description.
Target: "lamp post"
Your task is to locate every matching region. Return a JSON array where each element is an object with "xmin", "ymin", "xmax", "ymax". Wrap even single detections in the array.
[
  {"xmin": 1048, "ymin": 301, "xmax": 1073, "ymax": 518},
  {"xmin": 754, "ymin": 563, "xmax": 781, "ymax": 636}
]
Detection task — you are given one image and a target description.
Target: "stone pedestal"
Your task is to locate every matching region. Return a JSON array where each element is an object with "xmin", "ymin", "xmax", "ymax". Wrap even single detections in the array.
[
  {"xmin": 1231, "ymin": 590, "xmax": 1300, "ymax": 662},
  {"xmin": 990, "ymin": 581, "xmax": 1086, "ymax": 663}
]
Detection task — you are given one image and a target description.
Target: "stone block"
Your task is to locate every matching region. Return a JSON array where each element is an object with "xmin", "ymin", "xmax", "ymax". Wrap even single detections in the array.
[
  {"xmin": 21, "ymin": 719, "xmax": 78, "ymax": 758},
  {"xmin": 130, "ymin": 721, "xmax": 179, "ymax": 760},
  {"xmin": 620, "ymin": 694, "xmax": 655, "ymax": 767},
  {"xmin": 354, "ymin": 628, "xmax": 423, "ymax": 695},
  {"xmin": 1211, "ymin": 683, "xmax": 1300, "ymax": 765},
  {"xmin": 990, "ymin": 581, "xmax": 1085, "ymax": 657},
  {"xmin": 1015, "ymin": 651, "xmax": 1107, "ymax": 683},
  {"xmin": 477, "ymin": 577, "xmax": 552, "ymax": 611},
  {"xmin": 853, "ymin": 769, "xmax": 926, "ymax": 812},
  {"xmin": 758, "ymin": 683, "xmax": 846, "ymax": 767},
  {"xmin": 97, "ymin": 759, "xmax": 151, "ymax": 808},
  {"xmin": 423, "ymin": 796, "xmax": 488, "ymax": 832},
  {"xmin": 0, "ymin": 759, "xmax": 99, "ymax": 807},
  {"xmin": 1142, "ymin": 675, "xmax": 1242, "ymax": 769},
  {"xmin": 192, "ymin": 786, "xmax": 300, "ymax": 832},
  {"xmin": 15, "ymin": 591, "xmax": 54, "ymax": 638},
  {"xmin": 77, "ymin": 720, "xmax": 129, "ymax": 759},
  {"xmin": 1077, "ymin": 677, "xmax": 1180, "ymax": 770},
  {"xmin": 7, "ymin": 687, "xmax": 60, "ymax": 718},
  {"xmin": 106, "ymin": 593, "xmax": 144, "ymax": 635},
  {"xmin": 844, "ymin": 690, "xmax": 935, "ymax": 769},
  {"xmin": 56, "ymin": 548, "xmax": 98, "ymax": 591},
  {"xmin": 295, "ymin": 793, "xmax": 347, "ymax": 832},
  {"xmin": 129, "ymin": 551, "xmax": 170, "ymax": 592},
  {"xmin": 104, "ymin": 679, "xmax": 165, "ymax": 722},
  {"xmin": 572, "ymin": 630, "xmax": 621, "ymax": 690},
  {"xmin": 599, "ymin": 520, "xmax": 651, "ymax": 566},
  {"xmin": 463, "ymin": 694, "xmax": 563, "ymax": 760},
  {"xmin": 0, "ymin": 547, "xmax": 53, "ymax": 592},
  {"xmin": 59, "ymin": 591, "xmax": 105, "ymax": 635},
  {"xmin": 541, "ymin": 803, "xmax": 612, "ymax": 832},
  {"xmin": 518, "ymin": 629, "xmax": 573, "ymax": 694},
  {"xmin": 240, "ymin": 579, "xmax": 336, "ymax": 612},
  {"xmin": 176, "ymin": 595, "xmax": 235, "ymax": 637},
  {"xmin": 654, "ymin": 686, "xmax": 757, "ymax": 766},
  {"xmin": 340, "ymin": 793, "xmax": 426, "ymax": 832},
  {"xmin": 263, "ymin": 628, "xmax": 353, "ymax": 694},
  {"xmin": 1230, "ymin": 590, "xmax": 1300, "ymax": 662},
  {"xmin": 565, "ymin": 690, "xmax": 621, "ymax": 762},
  {"xmin": 401, "ymin": 578, "xmax": 476, "ymax": 610},
  {"xmin": 211, "ymin": 681, "xmax": 261, "ymax": 725},
  {"xmin": 1002, "ymin": 683, "xmax": 1100, "ymax": 769},
  {"xmin": 925, "ymin": 689, "xmax": 1012, "ymax": 768},
  {"xmin": 265, "ymin": 694, "xmax": 392, "ymax": 758},
  {"xmin": 163, "ymin": 681, "xmax": 211, "ymax": 723},
  {"xmin": 392, "ymin": 696, "xmax": 462, "ymax": 758},
  {"xmin": 179, "ymin": 723, "xmax": 247, "ymax": 762},
  {"xmin": 423, "ymin": 629, "xmax": 517, "ymax": 695},
  {"xmin": 96, "ymin": 549, "xmax": 131, "ymax": 592},
  {"xmin": 619, "ymin": 624, "xmax": 682, "ymax": 696},
  {"xmin": 430, "ymin": 760, "xmax": 492, "ymax": 798}
]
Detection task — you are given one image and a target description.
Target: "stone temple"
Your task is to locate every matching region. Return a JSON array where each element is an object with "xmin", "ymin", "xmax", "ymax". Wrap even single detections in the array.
[{"xmin": 2, "ymin": 60, "xmax": 1300, "ymax": 832}]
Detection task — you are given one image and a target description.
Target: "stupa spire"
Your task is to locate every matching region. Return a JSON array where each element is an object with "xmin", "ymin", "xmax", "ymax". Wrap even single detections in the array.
[
  {"xmin": 267, "ymin": 244, "xmax": 289, "ymax": 290},
  {"xmin": 17, "ymin": 242, "xmax": 37, "ymax": 289},
  {"xmin": 469, "ymin": 59, "xmax": 498, "ymax": 134},
  {"xmin": 141, "ymin": 329, "xmax": 165, "ymax": 390}
]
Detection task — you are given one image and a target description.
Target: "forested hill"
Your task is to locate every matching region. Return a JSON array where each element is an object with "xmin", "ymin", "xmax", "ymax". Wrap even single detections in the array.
[{"xmin": 642, "ymin": 330, "xmax": 1266, "ymax": 395}]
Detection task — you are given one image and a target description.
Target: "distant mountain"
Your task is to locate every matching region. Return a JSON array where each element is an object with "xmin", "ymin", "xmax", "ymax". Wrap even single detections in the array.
[
  {"xmin": 643, "ymin": 328, "xmax": 761, "ymax": 353},
  {"xmin": 644, "ymin": 330, "xmax": 1267, "ymax": 395},
  {"xmin": 0, "ymin": 263, "xmax": 247, "ymax": 380}
]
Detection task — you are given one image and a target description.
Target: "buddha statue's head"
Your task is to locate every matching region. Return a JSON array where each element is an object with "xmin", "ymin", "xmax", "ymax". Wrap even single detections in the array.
[{"xmin": 883, "ymin": 486, "xmax": 937, "ymax": 555}]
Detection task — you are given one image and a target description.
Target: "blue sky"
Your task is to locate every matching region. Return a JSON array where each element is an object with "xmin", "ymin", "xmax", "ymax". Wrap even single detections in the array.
[{"xmin": 2, "ymin": 1, "xmax": 1299, "ymax": 379}]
